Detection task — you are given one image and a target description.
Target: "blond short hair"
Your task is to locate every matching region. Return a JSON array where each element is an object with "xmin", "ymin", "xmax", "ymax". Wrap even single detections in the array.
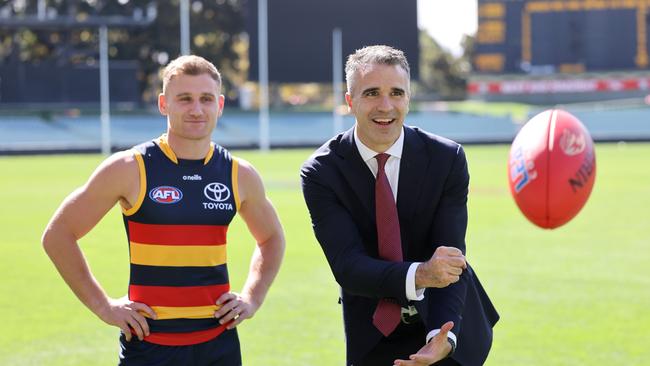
[{"xmin": 161, "ymin": 55, "xmax": 221, "ymax": 94}]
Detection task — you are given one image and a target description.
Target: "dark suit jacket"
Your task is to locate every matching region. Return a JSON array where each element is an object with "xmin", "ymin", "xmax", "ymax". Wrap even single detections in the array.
[{"xmin": 301, "ymin": 126, "xmax": 499, "ymax": 366}]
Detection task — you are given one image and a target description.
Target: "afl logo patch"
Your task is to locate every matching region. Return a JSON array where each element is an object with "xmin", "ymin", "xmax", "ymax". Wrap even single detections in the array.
[
  {"xmin": 204, "ymin": 182, "xmax": 231, "ymax": 202},
  {"xmin": 149, "ymin": 186, "xmax": 183, "ymax": 204}
]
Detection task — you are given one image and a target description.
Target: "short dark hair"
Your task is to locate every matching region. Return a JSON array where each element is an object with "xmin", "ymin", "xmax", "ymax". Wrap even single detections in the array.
[{"xmin": 345, "ymin": 45, "xmax": 410, "ymax": 93}]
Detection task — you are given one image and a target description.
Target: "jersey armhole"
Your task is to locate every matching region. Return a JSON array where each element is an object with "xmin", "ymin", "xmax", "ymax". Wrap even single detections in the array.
[
  {"xmin": 122, "ymin": 150, "xmax": 147, "ymax": 216},
  {"xmin": 232, "ymin": 157, "xmax": 241, "ymax": 212}
]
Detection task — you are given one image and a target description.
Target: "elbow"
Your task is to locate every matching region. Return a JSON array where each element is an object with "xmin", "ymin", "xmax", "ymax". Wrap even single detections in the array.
[
  {"xmin": 330, "ymin": 258, "xmax": 361, "ymax": 294},
  {"xmin": 41, "ymin": 226, "xmax": 56, "ymax": 257}
]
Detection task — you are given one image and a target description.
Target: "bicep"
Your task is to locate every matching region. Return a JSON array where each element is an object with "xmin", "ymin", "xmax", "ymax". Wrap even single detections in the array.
[
  {"xmin": 237, "ymin": 161, "xmax": 283, "ymax": 245},
  {"xmin": 46, "ymin": 153, "xmax": 137, "ymax": 241}
]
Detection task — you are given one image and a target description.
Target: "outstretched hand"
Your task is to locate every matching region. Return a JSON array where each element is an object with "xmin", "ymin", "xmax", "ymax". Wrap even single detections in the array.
[
  {"xmin": 214, "ymin": 292, "xmax": 259, "ymax": 329},
  {"xmin": 393, "ymin": 321, "xmax": 455, "ymax": 366},
  {"xmin": 97, "ymin": 296, "xmax": 157, "ymax": 342}
]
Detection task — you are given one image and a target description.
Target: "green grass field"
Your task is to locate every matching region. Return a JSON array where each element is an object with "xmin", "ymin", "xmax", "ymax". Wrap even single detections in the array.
[{"xmin": 1, "ymin": 143, "xmax": 649, "ymax": 365}]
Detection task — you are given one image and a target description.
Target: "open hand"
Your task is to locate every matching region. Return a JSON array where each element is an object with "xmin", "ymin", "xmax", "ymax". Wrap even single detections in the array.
[{"xmin": 394, "ymin": 321, "xmax": 454, "ymax": 366}]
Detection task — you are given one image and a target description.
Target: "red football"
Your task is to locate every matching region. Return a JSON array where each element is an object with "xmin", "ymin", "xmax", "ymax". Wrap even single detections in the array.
[{"xmin": 507, "ymin": 109, "xmax": 596, "ymax": 229}]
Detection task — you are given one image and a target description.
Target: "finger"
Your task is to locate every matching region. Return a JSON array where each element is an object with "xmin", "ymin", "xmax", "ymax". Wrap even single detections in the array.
[
  {"xmin": 446, "ymin": 256, "xmax": 466, "ymax": 268},
  {"xmin": 393, "ymin": 359, "xmax": 413, "ymax": 366},
  {"xmin": 447, "ymin": 275, "xmax": 460, "ymax": 284},
  {"xmin": 128, "ymin": 316, "xmax": 145, "ymax": 341},
  {"xmin": 447, "ymin": 266, "xmax": 463, "ymax": 276},
  {"xmin": 438, "ymin": 246, "xmax": 462, "ymax": 256},
  {"xmin": 216, "ymin": 292, "xmax": 236, "ymax": 306},
  {"xmin": 132, "ymin": 302, "xmax": 158, "ymax": 320},
  {"xmin": 227, "ymin": 308, "xmax": 248, "ymax": 329},
  {"xmin": 440, "ymin": 321, "xmax": 454, "ymax": 335},
  {"xmin": 410, "ymin": 354, "xmax": 434, "ymax": 363},
  {"xmin": 214, "ymin": 300, "xmax": 238, "ymax": 318},
  {"xmin": 226, "ymin": 316, "xmax": 241, "ymax": 329},
  {"xmin": 121, "ymin": 325, "xmax": 133, "ymax": 342},
  {"xmin": 217, "ymin": 304, "xmax": 241, "ymax": 324},
  {"xmin": 132, "ymin": 312, "xmax": 151, "ymax": 337}
]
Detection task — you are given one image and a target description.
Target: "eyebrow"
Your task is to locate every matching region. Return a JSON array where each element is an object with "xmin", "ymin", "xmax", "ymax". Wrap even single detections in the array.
[
  {"xmin": 360, "ymin": 87, "xmax": 406, "ymax": 94},
  {"xmin": 174, "ymin": 92, "xmax": 217, "ymax": 98}
]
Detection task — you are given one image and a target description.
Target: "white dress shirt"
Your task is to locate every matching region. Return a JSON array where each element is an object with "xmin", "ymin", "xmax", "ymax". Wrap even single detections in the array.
[
  {"xmin": 353, "ymin": 127, "xmax": 457, "ymax": 346},
  {"xmin": 353, "ymin": 127, "xmax": 423, "ymax": 301}
]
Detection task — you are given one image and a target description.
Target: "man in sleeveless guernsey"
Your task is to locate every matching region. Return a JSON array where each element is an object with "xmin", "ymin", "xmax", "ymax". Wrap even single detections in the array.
[{"xmin": 42, "ymin": 55, "xmax": 285, "ymax": 366}]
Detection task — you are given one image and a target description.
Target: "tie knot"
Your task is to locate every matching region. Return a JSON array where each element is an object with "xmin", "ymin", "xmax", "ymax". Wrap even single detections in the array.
[{"xmin": 375, "ymin": 153, "xmax": 390, "ymax": 171}]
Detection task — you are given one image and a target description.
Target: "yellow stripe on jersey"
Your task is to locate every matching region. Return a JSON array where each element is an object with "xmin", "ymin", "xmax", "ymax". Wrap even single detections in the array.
[
  {"xmin": 156, "ymin": 134, "xmax": 179, "ymax": 164},
  {"xmin": 123, "ymin": 150, "xmax": 147, "ymax": 216},
  {"xmin": 148, "ymin": 305, "xmax": 220, "ymax": 320},
  {"xmin": 130, "ymin": 242, "xmax": 227, "ymax": 267},
  {"xmin": 203, "ymin": 142, "xmax": 215, "ymax": 165},
  {"xmin": 232, "ymin": 157, "xmax": 241, "ymax": 212},
  {"xmin": 156, "ymin": 134, "xmax": 215, "ymax": 165}
]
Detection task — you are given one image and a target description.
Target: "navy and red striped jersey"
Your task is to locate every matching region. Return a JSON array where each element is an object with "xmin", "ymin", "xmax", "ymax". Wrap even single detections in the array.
[{"xmin": 122, "ymin": 135, "xmax": 240, "ymax": 346}]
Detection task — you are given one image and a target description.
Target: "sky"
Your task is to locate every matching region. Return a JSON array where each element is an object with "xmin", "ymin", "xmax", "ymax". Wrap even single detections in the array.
[{"xmin": 417, "ymin": 0, "xmax": 478, "ymax": 56}]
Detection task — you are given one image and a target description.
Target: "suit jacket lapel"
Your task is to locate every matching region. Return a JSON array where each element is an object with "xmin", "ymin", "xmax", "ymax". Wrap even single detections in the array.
[
  {"xmin": 397, "ymin": 127, "xmax": 429, "ymax": 245},
  {"xmin": 335, "ymin": 128, "xmax": 375, "ymax": 217}
]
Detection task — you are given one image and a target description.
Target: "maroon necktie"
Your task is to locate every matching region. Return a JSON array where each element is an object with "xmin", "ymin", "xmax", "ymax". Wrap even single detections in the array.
[{"xmin": 372, "ymin": 153, "xmax": 403, "ymax": 337}]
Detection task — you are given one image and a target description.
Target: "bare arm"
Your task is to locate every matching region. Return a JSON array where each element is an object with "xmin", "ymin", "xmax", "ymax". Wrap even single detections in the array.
[
  {"xmin": 214, "ymin": 158, "xmax": 285, "ymax": 328},
  {"xmin": 41, "ymin": 151, "xmax": 156, "ymax": 341}
]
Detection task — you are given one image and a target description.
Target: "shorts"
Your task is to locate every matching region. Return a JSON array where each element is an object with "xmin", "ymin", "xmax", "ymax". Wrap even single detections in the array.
[{"xmin": 118, "ymin": 328, "xmax": 242, "ymax": 366}]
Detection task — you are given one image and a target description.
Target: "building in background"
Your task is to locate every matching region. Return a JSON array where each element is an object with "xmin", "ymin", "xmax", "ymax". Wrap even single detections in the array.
[
  {"xmin": 470, "ymin": 0, "xmax": 650, "ymax": 104},
  {"xmin": 246, "ymin": 0, "xmax": 419, "ymax": 83}
]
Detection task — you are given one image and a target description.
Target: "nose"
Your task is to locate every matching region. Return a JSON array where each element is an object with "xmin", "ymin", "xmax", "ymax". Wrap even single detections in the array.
[
  {"xmin": 376, "ymin": 96, "xmax": 393, "ymax": 112},
  {"xmin": 189, "ymin": 101, "xmax": 203, "ymax": 117}
]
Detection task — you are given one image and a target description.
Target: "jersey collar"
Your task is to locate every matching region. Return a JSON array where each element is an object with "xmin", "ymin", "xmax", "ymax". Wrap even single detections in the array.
[{"xmin": 156, "ymin": 134, "xmax": 215, "ymax": 165}]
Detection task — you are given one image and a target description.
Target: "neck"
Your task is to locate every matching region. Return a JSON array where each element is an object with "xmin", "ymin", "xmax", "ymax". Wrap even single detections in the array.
[{"xmin": 166, "ymin": 133, "xmax": 211, "ymax": 160}]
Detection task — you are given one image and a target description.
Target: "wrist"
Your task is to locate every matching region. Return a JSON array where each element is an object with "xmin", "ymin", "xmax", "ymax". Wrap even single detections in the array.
[
  {"xmin": 92, "ymin": 295, "xmax": 113, "ymax": 321},
  {"xmin": 241, "ymin": 292, "xmax": 262, "ymax": 311},
  {"xmin": 446, "ymin": 337, "xmax": 456, "ymax": 357}
]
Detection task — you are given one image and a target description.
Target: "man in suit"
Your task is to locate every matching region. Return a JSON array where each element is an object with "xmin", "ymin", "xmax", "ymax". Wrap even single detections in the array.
[{"xmin": 301, "ymin": 45, "xmax": 499, "ymax": 366}]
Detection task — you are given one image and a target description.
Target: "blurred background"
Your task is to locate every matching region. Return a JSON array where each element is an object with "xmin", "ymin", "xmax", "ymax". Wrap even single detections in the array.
[{"xmin": 1, "ymin": 0, "xmax": 649, "ymax": 154}]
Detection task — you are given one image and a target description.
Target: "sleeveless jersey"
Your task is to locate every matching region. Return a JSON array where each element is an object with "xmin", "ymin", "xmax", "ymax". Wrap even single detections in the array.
[{"xmin": 122, "ymin": 135, "xmax": 240, "ymax": 346}]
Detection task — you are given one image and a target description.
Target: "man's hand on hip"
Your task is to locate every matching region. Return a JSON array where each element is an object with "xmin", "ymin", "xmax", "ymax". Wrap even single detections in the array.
[{"xmin": 97, "ymin": 295, "xmax": 157, "ymax": 342}]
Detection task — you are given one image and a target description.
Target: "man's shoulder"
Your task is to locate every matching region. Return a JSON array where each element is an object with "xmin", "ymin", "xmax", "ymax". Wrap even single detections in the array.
[
  {"xmin": 130, "ymin": 139, "xmax": 157, "ymax": 155},
  {"xmin": 302, "ymin": 132, "xmax": 347, "ymax": 171},
  {"xmin": 300, "ymin": 132, "xmax": 353, "ymax": 183},
  {"xmin": 406, "ymin": 125, "xmax": 461, "ymax": 152}
]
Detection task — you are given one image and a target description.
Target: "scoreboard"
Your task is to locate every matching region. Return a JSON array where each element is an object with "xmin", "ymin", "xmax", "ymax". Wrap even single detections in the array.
[{"xmin": 473, "ymin": 0, "xmax": 650, "ymax": 74}]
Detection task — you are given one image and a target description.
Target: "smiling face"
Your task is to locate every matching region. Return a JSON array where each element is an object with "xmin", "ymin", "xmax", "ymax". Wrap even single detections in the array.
[
  {"xmin": 158, "ymin": 73, "xmax": 224, "ymax": 143},
  {"xmin": 345, "ymin": 63, "xmax": 410, "ymax": 152}
]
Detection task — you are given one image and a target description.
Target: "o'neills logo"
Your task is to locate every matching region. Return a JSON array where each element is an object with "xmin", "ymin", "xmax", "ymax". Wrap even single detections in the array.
[
  {"xmin": 149, "ymin": 186, "xmax": 183, "ymax": 204},
  {"xmin": 203, "ymin": 182, "xmax": 233, "ymax": 211},
  {"xmin": 183, "ymin": 174, "xmax": 202, "ymax": 181}
]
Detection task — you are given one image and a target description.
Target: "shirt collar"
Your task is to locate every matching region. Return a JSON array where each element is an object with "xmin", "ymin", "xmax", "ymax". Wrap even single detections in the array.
[{"xmin": 353, "ymin": 126, "xmax": 404, "ymax": 162}]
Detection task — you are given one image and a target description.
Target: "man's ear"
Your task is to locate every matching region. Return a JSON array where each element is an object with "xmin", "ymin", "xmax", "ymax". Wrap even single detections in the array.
[
  {"xmin": 345, "ymin": 93, "xmax": 352, "ymax": 110},
  {"xmin": 158, "ymin": 93, "xmax": 167, "ymax": 115},
  {"xmin": 218, "ymin": 94, "xmax": 225, "ymax": 117}
]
